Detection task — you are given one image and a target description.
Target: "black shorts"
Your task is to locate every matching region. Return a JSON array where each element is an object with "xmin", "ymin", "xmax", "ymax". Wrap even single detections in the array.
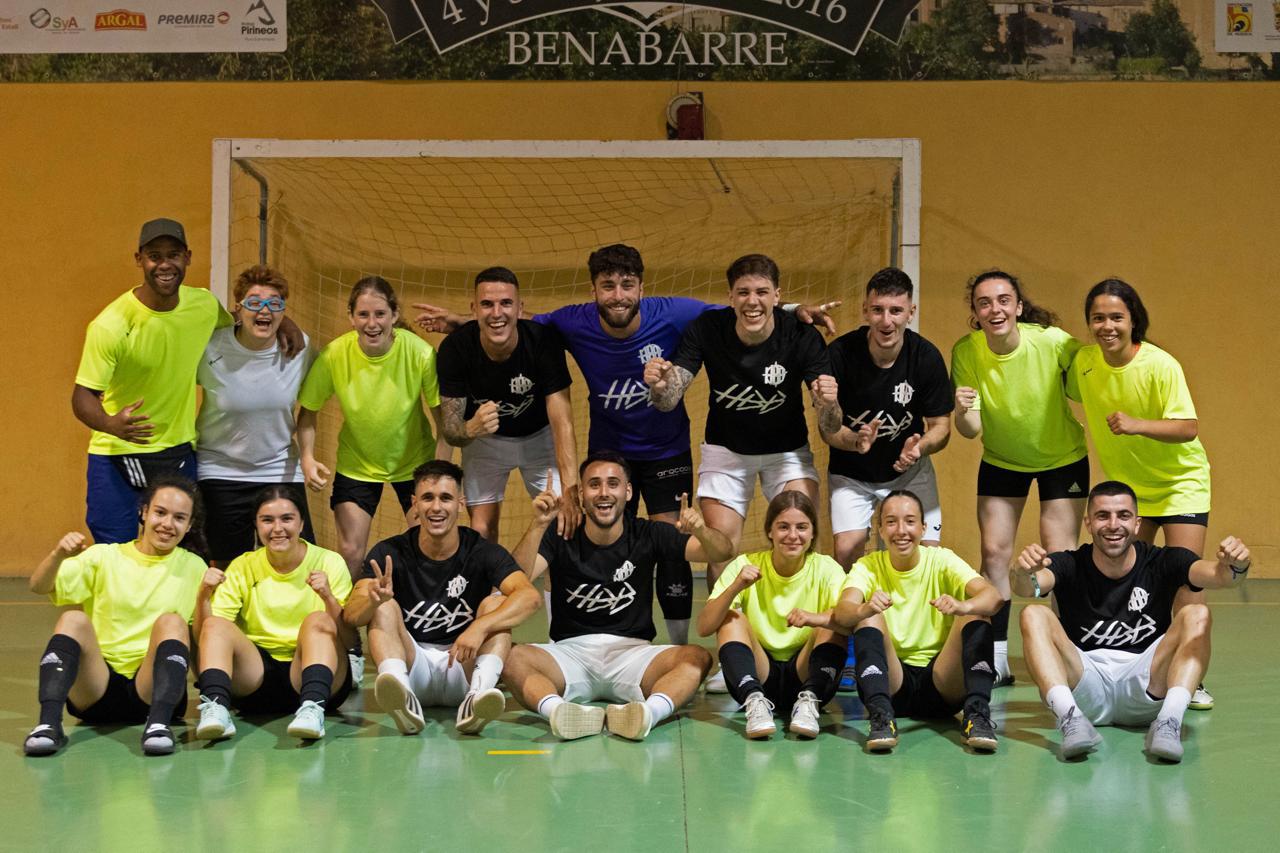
[
  {"xmin": 1142, "ymin": 512, "xmax": 1209, "ymax": 527},
  {"xmin": 330, "ymin": 472, "xmax": 415, "ymax": 517},
  {"xmin": 977, "ymin": 456, "xmax": 1089, "ymax": 501},
  {"xmin": 760, "ymin": 652, "xmax": 805, "ymax": 718},
  {"xmin": 891, "ymin": 659, "xmax": 962, "ymax": 720},
  {"xmin": 624, "ymin": 451, "xmax": 694, "ymax": 517},
  {"xmin": 66, "ymin": 664, "xmax": 188, "ymax": 725},
  {"xmin": 199, "ymin": 479, "xmax": 316, "ymax": 563},
  {"xmin": 231, "ymin": 645, "xmax": 354, "ymax": 716}
]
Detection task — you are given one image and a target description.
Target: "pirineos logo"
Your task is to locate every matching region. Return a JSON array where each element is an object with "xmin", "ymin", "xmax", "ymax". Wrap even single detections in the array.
[
  {"xmin": 243, "ymin": 0, "xmax": 279, "ymax": 36},
  {"xmin": 95, "ymin": 9, "xmax": 146, "ymax": 31},
  {"xmin": 247, "ymin": 0, "xmax": 275, "ymax": 26}
]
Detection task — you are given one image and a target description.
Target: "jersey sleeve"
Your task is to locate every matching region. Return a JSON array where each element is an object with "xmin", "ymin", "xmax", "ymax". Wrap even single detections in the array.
[
  {"xmin": 1054, "ymin": 327, "xmax": 1082, "ymax": 372},
  {"xmin": 710, "ymin": 555, "xmax": 746, "ymax": 609},
  {"xmin": 418, "ymin": 339, "xmax": 441, "ymax": 408},
  {"xmin": 816, "ymin": 555, "xmax": 848, "ymax": 609},
  {"xmin": 75, "ymin": 317, "xmax": 122, "ymax": 392},
  {"xmin": 842, "ymin": 561, "xmax": 875, "ymax": 599},
  {"xmin": 325, "ymin": 553, "xmax": 354, "ymax": 606},
  {"xmin": 533, "ymin": 323, "xmax": 573, "ymax": 395},
  {"xmin": 940, "ymin": 549, "xmax": 981, "ymax": 598},
  {"xmin": 1156, "ymin": 546, "xmax": 1197, "ymax": 590},
  {"xmin": 296, "ymin": 349, "xmax": 335, "ymax": 412},
  {"xmin": 670, "ymin": 313, "xmax": 708, "ymax": 377},
  {"xmin": 50, "ymin": 549, "xmax": 99, "ymax": 607},
  {"xmin": 481, "ymin": 542, "xmax": 523, "ymax": 589},
  {"xmin": 210, "ymin": 557, "xmax": 250, "ymax": 621},
  {"xmin": 949, "ymin": 338, "xmax": 981, "ymax": 412},
  {"xmin": 645, "ymin": 518, "xmax": 693, "ymax": 563},
  {"xmin": 1155, "ymin": 354, "xmax": 1198, "ymax": 420},
  {"xmin": 917, "ymin": 340, "xmax": 956, "ymax": 416},
  {"xmin": 214, "ymin": 301, "xmax": 235, "ymax": 329},
  {"xmin": 1046, "ymin": 549, "xmax": 1078, "ymax": 591},
  {"xmin": 796, "ymin": 323, "xmax": 831, "ymax": 383},
  {"xmin": 1065, "ymin": 356, "xmax": 1083, "ymax": 403},
  {"xmin": 537, "ymin": 525, "xmax": 562, "ymax": 569},
  {"xmin": 435, "ymin": 330, "xmax": 468, "ymax": 400}
]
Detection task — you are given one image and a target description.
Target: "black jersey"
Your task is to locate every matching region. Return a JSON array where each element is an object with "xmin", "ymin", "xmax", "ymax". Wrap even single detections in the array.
[
  {"xmin": 827, "ymin": 327, "xmax": 953, "ymax": 484},
  {"xmin": 437, "ymin": 319, "xmax": 572, "ymax": 438},
  {"xmin": 539, "ymin": 516, "xmax": 690, "ymax": 642},
  {"xmin": 363, "ymin": 526, "xmax": 521, "ymax": 645},
  {"xmin": 1048, "ymin": 541, "xmax": 1198, "ymax": 654},
  {"xmin": 671, "ymin": 307, "xmax": 829, "ymax": 455}
]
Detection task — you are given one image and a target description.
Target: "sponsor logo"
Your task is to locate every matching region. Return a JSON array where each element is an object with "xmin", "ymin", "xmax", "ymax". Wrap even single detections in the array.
[
  {"xmin": 970, "ymin": 660, "xmax": 993, "ymax": 674},
  {"xmin": 637, "ymin": 343, "xmax": 663, "ymax": 364},
  {"xmin": 242, "ymin": 0, "xmax": 279, "ymax": 36},
  {"xmin": 1079, "ymin": 614, "xmax": 1158, "ymax": 648},
  {"xmin": 612, "ymin": 560, "xmax": 635, "ymax": 583},
  {"xmin": 157, "ymin": 12, "xmax": 231, "ymax": 28},
  {"xmin": 1127, "ymin": 586, "xmax": 1149, "ymax": 612},
  {"xmin": 891, "ymin": 380, "xmax": 914, "ymax": 406},
  {"xmin": 40, "ymin": 652, "xmax": 62, "ymax": 666},
  {"xmin": 598, "ymin": 378, "xmax": 651, "ymax": 411},
  {"xmin": 446, "ymin": 574, "xmax": 468, "ymax": 598},
  {"xmin": 1068, "ymin": 482, "xmax": 1082, "ymax": 494},
  {"xmin": 0, "ymin": 16, "xmax": 19, "ymax": 31},
  {"xmin": 165, "ymin": 654, "xmax": 188, "ymax": 666},
  {"xmin": 713, "ymin": 383, "xmax": 786, "ymax": 414},
  {"xmin": 509, "ymin": 373, "xmax": 533, "ymax": 395},
  {"xmin": 762, "ymin": 361, "xmax": 787, "ymax": 387},
  {"xmin": 1227, "ymin": 3, "xmax": 1253, "ymax": 34},
  {"xmin": 565, "ymin": 581, "xmax": 636, "ymax": 614},
  {"xmin": 94, "ymin": 9, "xmax": 146, "ymax": 30},
  {"xmin": 31, "ymin": 8, "xmax": 82, "ymax": 31},
  {"xmin": 665, "ymin": 583, "xmax": 687, "ymax": 597},
  {"xmin": 846, "ymin": 407, "xmax": 914, "ymax": 442},
  {"xmin": 820, "ymin": 666, "xmax": 838, "ymax": 680},
  {"xmin": 859, "ymin": 664, "xmax": 883, "ymax": 677}
]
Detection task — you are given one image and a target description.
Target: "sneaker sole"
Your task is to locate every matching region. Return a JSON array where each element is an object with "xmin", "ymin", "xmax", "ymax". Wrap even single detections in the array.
[
  {"xmin": 788, "ymin": 720, "xmax": 819, "ymax": 739},
  {"xmin": 195, "ymin": 719, "xmax": 235, "ymax": 741},
  {"xmin": 24, "ymin": 736, "xmax": 66, "ymax": 757},
  {"xmin": 1188, "ymin": 701, "xmax": 1214, "ymax": 711},
  {"xmin": 551, "ymin": 704, "xmax": 605, "ymax": 740},
  {"xmin": 456, "ymin": 689, "xmax": 506, "ymax": 735},
  {"xmin": 287, "ymin": 720, "xmax": 325, "ymax": 740},
  {"xmin": 866, "ymin": 735, "xmax": 898, "ymax": 752},
  {"xmin": 745, "ymin": 724, "xmax": 776, "ymax": 740},
  {"xmin": 1061, "ymin": 737, "xmax": 1102, "ymax": 759},
  {"xmin": 605, "ymin": 703, "xmax": 650, "ymax": 741},
  {"xmin": 142, "ymin": 738, "xmax": 176, "ymax": 756},
  {"xmin": 375, "ymin": 673, "xmax": 425, "ymax": 735},
  {"xmin": 966, "ymin": 735, "xmax": 999, "ymax": 752}
]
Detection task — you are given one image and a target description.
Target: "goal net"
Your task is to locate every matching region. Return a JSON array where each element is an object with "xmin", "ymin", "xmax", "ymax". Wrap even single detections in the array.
[{"xmin": 212, "ymin": 139, "xmax": 920, "ymax": 561}]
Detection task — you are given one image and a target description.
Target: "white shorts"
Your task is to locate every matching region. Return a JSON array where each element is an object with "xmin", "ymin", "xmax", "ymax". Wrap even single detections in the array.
[
  {"xmin": 1071, "ymin": 639, "xmax": 1164, "ymax": 726},
  {"xmin": 696, "ymin": 443, "xmax": 818, "ymax": 518},
  {"xmin": 531, "ymin": 634, "xmax": 671, "ymax": 704},
  {"xmin": 829, "ymin": 457, "xmax": 943, "ymax": 538},
  {"xmin": 406, "ymin": 641, "xmax": 470, "ymax": 707},
  {"xmin": 461, "ymin": 425, "xmax": 559, "ymax": 506}
]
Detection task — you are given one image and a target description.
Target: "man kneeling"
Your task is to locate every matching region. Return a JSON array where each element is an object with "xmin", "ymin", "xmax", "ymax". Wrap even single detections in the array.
[
  {"xmin": 345, "ymin": 461, "xmax": 541, "ymax": 736},
  {"xmin": 504, "ymin": 451, "xmax": 733, "ymax": 741},
  {"xmin": 1014, "ymin": 480, "xmax": 1250, "ymax": 762}
]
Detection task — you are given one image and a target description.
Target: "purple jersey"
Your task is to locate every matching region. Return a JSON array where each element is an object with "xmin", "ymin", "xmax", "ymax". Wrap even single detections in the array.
[{"xmin": 535, "ymin": 297, "xmax": 714, "ymax": 460}]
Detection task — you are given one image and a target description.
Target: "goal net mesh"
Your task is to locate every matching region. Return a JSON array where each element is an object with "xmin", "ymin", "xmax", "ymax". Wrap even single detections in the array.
[{"xmin": 226, "ymin": 151, "xmax": 903, "ymax": 560}]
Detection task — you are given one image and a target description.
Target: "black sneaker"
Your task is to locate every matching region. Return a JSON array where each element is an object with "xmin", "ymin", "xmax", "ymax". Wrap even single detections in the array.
[
  {"xmin": 141, "ymin": 723, "xmax": 176, "ymax": 756},
  {"xmin": 866, "ymin": 707, "xmax": 899, "ymax": 752},
  {"xmin": 24, "ymin": 724, "xmax": 67, "ymax": 757},
  {"xmin": 962, "ymin": 707, "xmax": 998, "ymax": 752}
]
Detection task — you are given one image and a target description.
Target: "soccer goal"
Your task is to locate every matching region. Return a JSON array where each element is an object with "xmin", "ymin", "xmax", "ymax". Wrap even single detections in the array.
[{"xmin": 211, "ymin": 138, "xmax": 921, "ymax": 556}]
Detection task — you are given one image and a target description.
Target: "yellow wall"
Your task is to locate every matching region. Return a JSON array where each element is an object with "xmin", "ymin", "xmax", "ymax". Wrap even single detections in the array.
[{"xmin": 2, "ymin": 81, "xmax": 1277, "ymax": 576}]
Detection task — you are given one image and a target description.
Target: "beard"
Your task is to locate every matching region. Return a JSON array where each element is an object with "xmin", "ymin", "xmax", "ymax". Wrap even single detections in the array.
[{"xmin": 596, "ymin": 300, "xmax": 639, "ymax": 329}]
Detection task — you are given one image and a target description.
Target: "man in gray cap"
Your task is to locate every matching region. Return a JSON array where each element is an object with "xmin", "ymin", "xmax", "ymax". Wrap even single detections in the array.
[{"xmin": 72, "ymin": 218, "xmax": 301, "ymax": 542}]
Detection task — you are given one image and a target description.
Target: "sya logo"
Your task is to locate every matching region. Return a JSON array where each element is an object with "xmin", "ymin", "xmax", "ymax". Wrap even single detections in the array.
[
  {"xmin": 1227, "ymin": 3, "xmax": 1253, "ymax": 34},
  {"xmin": 446, "ymin": 574, "xmax": 468, "ymax": 599},
  {"xmin": 30, "ymin": 8, "xmax": 82, "ymax": 31}
]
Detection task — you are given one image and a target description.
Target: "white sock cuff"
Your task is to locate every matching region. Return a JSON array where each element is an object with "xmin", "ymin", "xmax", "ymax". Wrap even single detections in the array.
[
  {"xmin": 470, "ymin": 653, "xmax": 505, "ymax": 692},
  {"xmin": 377, "ymin": 658, "xmax": 409, "ymax": 678},
  {"xmin": 645, "ymin": 692, "xmax": 676, "ymax": 723},
  {"xmin": 537, "ymin": 694, "xmax": 565, "ymax": 720}
]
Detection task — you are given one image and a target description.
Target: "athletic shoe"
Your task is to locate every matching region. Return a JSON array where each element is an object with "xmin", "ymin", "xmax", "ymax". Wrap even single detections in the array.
[
  {"xmin": 743, "ymin": 692, "xmax": 776, "ymax": 740},
  {"xmin": 24, "ymin": 724, "xmax": 67, "ymax": 757},
  {"xmin": 1190, "ymin": 683, "xmax": 1214, "ymax": 710},
  {"xmin": 348, "ymin": 652, "xmax": 366, "ymax": 687},
  {"xmin": 195, "ymin": 696, "xmax": 237, "ymax": 741},
  {"xmin": 1145, "ymin": 717, "xmax": 1183, "ymax": 763},
  {"xmin": 994, "ymin": 672, "xmax": 1016, "ymax": 688},
  {"xmin": 549, "ymin": 702, "xmax": 605, "ymax": 741},
  {"xmin": 865, "ymin": 708, "xmax": 899, "ymax": 752},
  {"xmin": 605, "ymin": 701, "xmax": 654, "ymax": 741},
  {"xmin": 788, "ymin": 690, "xmax": 822, "ymax": 739},
  {"xmin": 456, "ymin": 687, "xmax": 505, "ymax": 735},
  {"xmin": 704, "ymin": 668, "xmax": 729, "ymax": 694},
  {"xmin": 962, "ymin": 707, "xmax": 999, "ymax": 752},
  {"xmin": 374, "ymin": 672, "xmax": 425, "ymax": 735},
  {"xmin": 287, "ymin": 700, "xmax": 326, "ymax": 740},
  {"xmin": 837, "ymin": 664, "xmax": 859, "ymax": 694},
  {"xmin": 141, "ymin": 723, "xmax": 176, "ymax": 756},
  {"xmin": 1057, "ymin": 707, "xmax": 1102, "ymax": 759}
]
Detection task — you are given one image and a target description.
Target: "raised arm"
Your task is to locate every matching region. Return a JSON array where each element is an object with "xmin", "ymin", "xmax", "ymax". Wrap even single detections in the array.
[
  {"xmin": 696, "ymin": 563, "xmax": 756, "ymax": 637},
  {"xmin": 953, "ymin": 386, "xmax": 982, "ymax": 440},
  {"xmin": 544, "ymin": 389, "xmax": 582, "ymax": 538},
  {"xmin": 512, "ymin": 482, "xmax": 559, "ymax": 583},
  {"xmin": 29, "ymin": 533, "xmax": 87, "ymax": 596},
  {"xmin": 343, "ymin": 554, "xmax": 397, "ymax": 628},
  {"xmin": 674, "ymin": 493, "xmax": 734, "ymax": 563},
  {"xmin": 438, "ymin": 396, "xmax": 495, "ymax": 448},
  {"xmin": 643, "ymin": 358, "xmax": 694, "ymax": 412},
  {"xmin": 832, "ymin": 584, "xmax": 893, "ymax": 631},
  {"xmin": 1009, "ymin": 543, "xmax": 1058, "ymax": 599},
  {"xmin": 1188, "ymin": 537, "xmax": 1252, "ymax": 590}
]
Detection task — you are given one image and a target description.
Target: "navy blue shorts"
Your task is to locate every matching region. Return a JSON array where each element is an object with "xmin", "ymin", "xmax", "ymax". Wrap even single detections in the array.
[{"xmin": 86, "ymin": 445, "xmax": 197, "ymax": 544}]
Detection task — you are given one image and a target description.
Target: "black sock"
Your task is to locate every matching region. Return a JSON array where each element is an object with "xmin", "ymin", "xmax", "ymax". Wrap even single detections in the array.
[
  {"xmin": 992, "ymin": 599, "xmax": 1011, "ymax": 643},
  {"xmin": 801, "ymin": 641, "xmax": 846, "ymax": 704},
  {"xmin": 852, "ymin": 627, "xmax": 893, "ymax": 716},
  {"xmin": 198, "ymin": 668, "xmax": 233, "ymax": 708},
  {"xmin": 719, "ymin": 642, "xmax": 764, "ymax": 705},
  {"xmin": 299, "ymin": 664, "xmax": 334, "ymax": 706},
  {"xmin": 655, "ymin": 559, "xmax": 693, "ymax": 621},
  {"xmin": 37, "ymin": 634, "xmax": 82, "ymax": 730},
  {"xmin": 961, "ymin": 620, "xmax": 995, "ymax": 713},
  {"xmin": 146, "ymin": 639, "xmax": 190, "ymax": 727}
]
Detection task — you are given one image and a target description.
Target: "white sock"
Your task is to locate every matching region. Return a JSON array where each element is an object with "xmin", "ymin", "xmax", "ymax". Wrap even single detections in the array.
[
  {"xmin": 1046, "ymin": 684, "xmax": 1080, "ymax": 722},
  {"xmin": 1158, "ymin": 686, "xmax": 1191, "ymax": 723},
  {"xmin": 645, "ymin": 692, "xmax": 676, "ymax": 724},
  {"xmin": 994, "ymin": 641, "xmax": 1010, "ymax": 677},
  {"xmin": 377, "ymin": 658, "xmax": 409, "ymax": 685},
  {"xmin": 665, "ymin": 619, "xmax": 690, "ymax": 646},
  {"xmin": 543, "ymin": 590, "xmax": 553, "ymax": 616},
  {"xmin": 537, "ymin": 694, "xmax": 565, "ymax": 720},
  {"xmin": 470, "ymin": 653, "xmax": 504, "ymax": 693}
]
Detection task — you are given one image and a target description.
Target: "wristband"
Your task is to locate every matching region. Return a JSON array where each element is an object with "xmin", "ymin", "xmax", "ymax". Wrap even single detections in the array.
[
  {"xmin": 1030, "ymin": 572, "xmax": 1043, "ymax": 598},
  {"xmin": 781, "ymin": 302, "xmax": 799, "ymax": 313},
  {"xmin": 1230, "ymin": 561, "xmax": 1250, "ymax": 580}
]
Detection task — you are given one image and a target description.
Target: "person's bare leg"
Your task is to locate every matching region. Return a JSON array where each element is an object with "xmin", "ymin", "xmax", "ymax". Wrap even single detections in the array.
[
  {"xmin": 700, "ymin": 498, "xmax": 744, "ymax": 592},
  {"xmin": 468, "ymin": 502, "xmax": 502, "ymax": 543},
  {"xmin": 607, "ymin": 644, "xmax": 714, "ymax": 741},
  {"xmin": 978, "ymin": 495, "xmax": 1026, "ymax": 682},
  {"xmin": 1020, "ymin": 604, "xmax": 1101, "ymax": 758},
  {"xmin": 334, "ymin": 501, "xmax": 375, "ymax": 580},
  {"xmin": 369, "ymin": 602, "xmax": 425, "ymax": 735}
]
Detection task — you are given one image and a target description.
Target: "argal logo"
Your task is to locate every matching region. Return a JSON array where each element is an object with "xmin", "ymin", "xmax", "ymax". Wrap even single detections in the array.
[{"xmin": 95, "ymin": 9, "xmax": 146, "ymax": 30}]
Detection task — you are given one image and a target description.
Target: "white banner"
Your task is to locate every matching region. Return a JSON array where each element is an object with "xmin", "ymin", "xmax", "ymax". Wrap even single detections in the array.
[
  {"xmin": 1216, "ymin": 0, "xmax": 1280, "ymax": 53},
  {"xmin": 0, "ymin": 1, "xmax": 286, "ymax": 53}
]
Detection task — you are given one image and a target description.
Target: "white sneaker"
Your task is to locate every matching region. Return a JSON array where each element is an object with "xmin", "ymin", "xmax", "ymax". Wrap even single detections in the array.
[
  {"xmin": 606, "ymin": 701, "xmax": 654, "ymax": 741},
  {"xmin": 374, "ymin": 672, "xmax": 425, "ymax": 735},
  {"xmin": 705, "ymin": 669, "xmax": 729, "ymax": 694},
  {"xmin": 743, "ymin": 692, "xmax": 776, "ymax": 740},
  {"xmin": 549, "ymin": 702, "xmax": 605, "ymax": 741},
  {"xmin": 348, "ymin": 653, "xmax": 366, "ymax": 687},
  {"xmin": 195, "ymin": 696, "xmax": 236, "ymax": 741},
  {"xmin": 1190, "ymin": 683, "xmax": 1214, "ymax": 710},
  {"xmin": 456, "ymin": 688, "xmax": 505, "ymax": 735},
  {"xmin": 287, "ymin": 699, "xmax": 326, "ymax": 740},
  {"xmin": 788, "ymin": 690, "xmax": 822, "ymax": 739}
]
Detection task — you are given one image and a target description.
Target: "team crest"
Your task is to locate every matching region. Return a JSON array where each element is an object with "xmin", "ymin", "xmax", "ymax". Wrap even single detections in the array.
[
  {"xmin": 1127, "ymin": 586, "xmax": 1149, "ymax": 612},
  {"xmin": 892, "ymin": 381, "xmax": 914, "ymax": 406},
  {"xmin": 638, "ymin": 343, "xmax": 663, "ymax": 365},
  {"xmin": 613, "ymin": 560, "xmax": 636, "ymax": 583},
  {"xmin": 762, "ymin": 362, "xmax": 787, "ymax": 386},
  {"xmin": 446, "ymin": 575, "xmax": 468, "ymax": 599},
  {"xmin": 510, "ymin": 374, "xmax": 533, "ymax": 395}
]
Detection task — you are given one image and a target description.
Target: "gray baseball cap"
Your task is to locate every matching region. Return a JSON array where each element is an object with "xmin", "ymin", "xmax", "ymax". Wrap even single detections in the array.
[{"xmin": 138, "ymin": 218, "xmax": 188, "ymax": 250}]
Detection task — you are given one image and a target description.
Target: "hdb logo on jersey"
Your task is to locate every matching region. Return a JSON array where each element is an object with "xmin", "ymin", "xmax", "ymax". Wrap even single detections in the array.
[
  {"xmin": 892, "ymin": 381, "xmax": 914, "ymax": 406},
  {"xmin": 446, "ymin": 575, "xmax": 468, "ymax": 598},
  {"xmin": 612, "ymin": 560, "xmax": 635, "ymax": 583},
  {"xmin": 762, "ymin": 362, "xmax": 787, "ymax": 386},
  {"xmin": 1127, "ymin": 586, "xmax": 1149, "ymax": 612},
  {"xmin": 509, "ymin": 374, "xmax": 533, "ymax": 395},
  {"xmin": 638, "ymin": 344, "xmax": 663, "ymax": 365}
]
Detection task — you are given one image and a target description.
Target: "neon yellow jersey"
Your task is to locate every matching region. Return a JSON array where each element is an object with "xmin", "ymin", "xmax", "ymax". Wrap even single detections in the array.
[
  {"xmin": 76, "ymin": 286, "xmax": 231, "ymax": 456},
  {"xmin": 297, "ymin": 330, "xmax": 440, "ymax": 482},
  {"xmin": 711, "ymin": 550, "xmax": 849, "ymax": 659},
  {"xmin": 950, "ymin": 323, "xmax": 1086, "ymax": 472},
  {"xmin": 842, "ymin": 546, "xmax": 979, "ymax": 667},
  {"xmin": 210, "ymin": 542, "xmax": 352, "ymax": 661},
  {"xmin": 51, "ymin": 542, "xmax": 206, "ymax": 677},
  {"xmin": 1067, "ymin": 343, "xmax": 1211, "ymax": 516}
]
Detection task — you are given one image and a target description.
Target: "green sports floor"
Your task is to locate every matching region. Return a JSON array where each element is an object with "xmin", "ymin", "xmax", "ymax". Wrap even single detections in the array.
[{"xmin": 1, "ymin": 579, "xmax": 1276, "ymax": 853}]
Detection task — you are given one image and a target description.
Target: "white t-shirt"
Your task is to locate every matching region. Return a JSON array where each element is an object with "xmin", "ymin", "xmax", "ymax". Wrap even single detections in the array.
[{"xmin": 196, "ymin": 326, "xmax": 313, "ymax": 481}]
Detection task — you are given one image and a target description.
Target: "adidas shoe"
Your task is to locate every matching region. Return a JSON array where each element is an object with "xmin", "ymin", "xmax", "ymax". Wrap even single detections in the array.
[
  {"xmin": 549, "ymin": 702, "xmax": 605, "ymax": 741},
  {"xmin": 1145, "ymin": 717, "xmax": 1183, "ymax": 763},
  {"xmin": 456, "ymin": 687, "xmax": 506, "ymax": 735},
  {"xmin": 24, "ymin": 724, "xmax": 67, "ymax": 757},
  {"xmin": 141, "ymin": 723, "xmax": 176, "ymax": 756},
  {"xmin": 605, "ymin": 701, "xmax": 654, "ymax": 741},
  {"xmin": 866, "ymin": 707, "xmax": 899, "ymax": 752},
  {"xmin": 788, "ymin": 690, "xmax": 822, "ymax": 739},
  {"xmin": 374, "ymin": 672, "xmax": 425, "ymax": 735},
  {"xmin": 1189, "ymin": 683, "xmax": 1214, "ymax": 711},
  {"xmin": 287, "ymin": 699, "xmax": 326, "ymax": 740},
  {"xmin": 1057, "ymin": 707, "xmax": 1102, "ymax": 759},
  {"xmin": 743, "ymin": 692, "xmax": 776, "ymax": 740},
  {"xmin": 195, "ymin": 696, "xmax": 237, "ymax": 741},
  {"xmin": 348, "ymin": 652, "xmax": 366, "ymax": 687},
  {"xmin": 962, "ymin": 707, "xmax": 999, "ymax": 752}
]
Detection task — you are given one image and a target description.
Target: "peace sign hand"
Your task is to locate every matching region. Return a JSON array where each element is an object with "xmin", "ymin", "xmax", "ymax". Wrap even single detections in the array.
[{"xmin": 367, "ymin": 555, "xmax": 396, "ymax": 606}]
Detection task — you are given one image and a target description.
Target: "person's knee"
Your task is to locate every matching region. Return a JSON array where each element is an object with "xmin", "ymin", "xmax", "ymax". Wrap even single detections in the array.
[
  {"xmin": 152, "ymin": 612, "xmax": 188, "ymax": 639},
  {"xmin": 678, "ymin": 644, "xmax": 713, "ymax": 672},
  {"xmin": 54, "ymin": 609, "xmax": 94, "ymax": 638},
  {"xmin": 1175, "ymin": 603, "xmax": 1212, "ymax": 637},
  {"xmin": 369, "ymin": 598, "xmax": 402, "ymax": 630},
  {"xmin": 1020, "ymin": 603, "xmax": 1052, "ymax": 635},
  {"xmin": 301, "ymin": 610, "xmax": 338, "ymax": 638}
]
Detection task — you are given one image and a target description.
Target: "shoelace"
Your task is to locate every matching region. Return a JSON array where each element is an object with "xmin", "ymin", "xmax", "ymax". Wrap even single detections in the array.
[{"xmin": 1152, "ymin": 717, "xmax": 1180, "ymax": 738}]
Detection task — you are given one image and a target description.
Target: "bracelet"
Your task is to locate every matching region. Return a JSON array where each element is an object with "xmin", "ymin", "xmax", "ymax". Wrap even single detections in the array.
[
  {"xmin": 781, "ymin": 302, "xmax": 799, "ymax": 313},
  {"xmin": 1230, "ymin": 562, "xmax": 1250, "ymax": 580},
  {"xmin": 1030, "ymin": 572, "xmax": 1043, "ymax": 598}
]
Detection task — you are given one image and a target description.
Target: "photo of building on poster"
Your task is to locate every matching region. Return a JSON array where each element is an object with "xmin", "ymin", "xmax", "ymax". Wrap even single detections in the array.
[{"xmin": 1, "ymin": 0, "xmax": 1275, "ymax": 81}]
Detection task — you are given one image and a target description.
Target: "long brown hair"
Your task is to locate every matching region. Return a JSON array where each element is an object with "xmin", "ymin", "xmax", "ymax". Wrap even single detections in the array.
[
  {"xmin": 966, "ymin": 269, "xmax": 1057, "ymax": 330},
  {"xmin": 763, "ymin": 490, "xmax": 820, "ymax": 555}
]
